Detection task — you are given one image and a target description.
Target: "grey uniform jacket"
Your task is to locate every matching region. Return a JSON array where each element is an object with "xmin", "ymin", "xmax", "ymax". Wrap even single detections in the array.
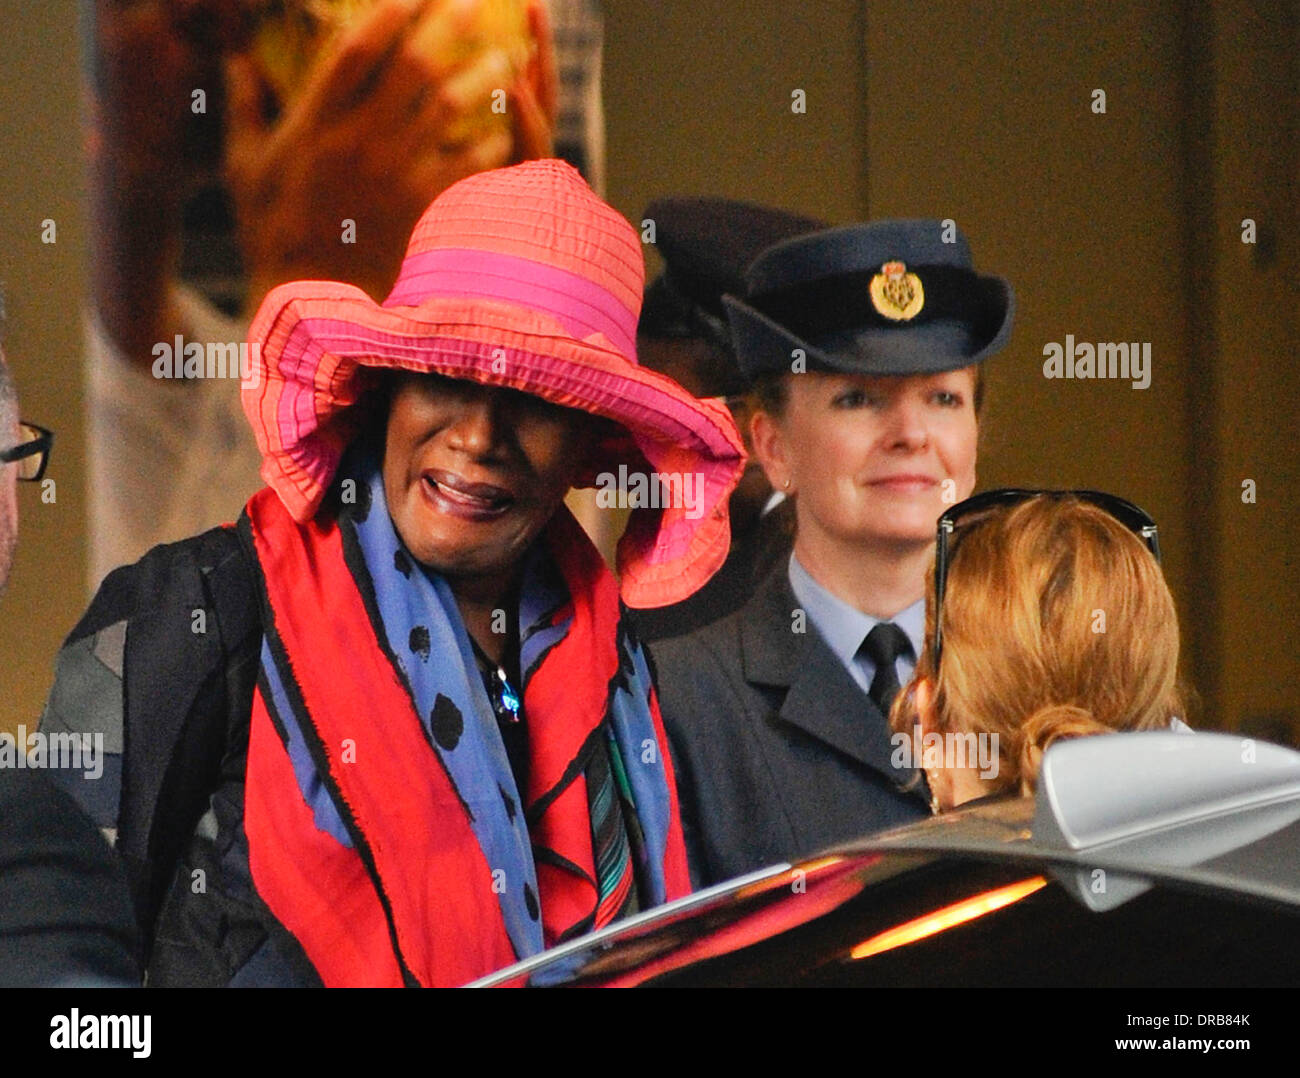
[{"xmin": 648, "ymin": 559, "xmax": 930, "ymax": 888}]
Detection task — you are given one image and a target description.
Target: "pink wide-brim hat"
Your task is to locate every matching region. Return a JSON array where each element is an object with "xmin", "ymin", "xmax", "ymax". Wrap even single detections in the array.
[{"xmin": 242, "ymin": 159, "xmax": 745, "ymax": 609}]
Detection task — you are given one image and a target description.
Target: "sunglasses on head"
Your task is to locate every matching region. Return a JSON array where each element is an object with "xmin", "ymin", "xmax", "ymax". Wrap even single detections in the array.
[{"xmin": 932, "ymin": 488, "xmax": 1161, "ymax": 671}]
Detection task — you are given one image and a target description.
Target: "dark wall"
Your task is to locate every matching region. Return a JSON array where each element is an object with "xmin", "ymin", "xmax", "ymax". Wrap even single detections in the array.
[{"xmin": 604, "ymin": 0, "xmax": 1299, "ymax": 736}]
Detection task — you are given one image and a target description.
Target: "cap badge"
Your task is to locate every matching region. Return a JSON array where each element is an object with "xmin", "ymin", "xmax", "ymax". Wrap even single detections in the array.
[{"xmin": 869, "ymin": 260, "xmax": 924, "ymax": 321}]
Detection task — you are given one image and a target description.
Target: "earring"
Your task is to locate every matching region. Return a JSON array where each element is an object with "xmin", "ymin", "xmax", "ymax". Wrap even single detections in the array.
[
  {"xmin": 924, "ymin": 768, "xmax": 941, "ymax": 815},
  {"xmin": 783, "ymin": 478, "xmax": 792, "ymax": 491}
]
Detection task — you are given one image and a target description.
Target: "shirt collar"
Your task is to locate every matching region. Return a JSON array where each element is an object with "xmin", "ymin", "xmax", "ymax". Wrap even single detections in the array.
[{"xmin": 787, "ymin": 551, "xmax": 926, "ymax": 666}]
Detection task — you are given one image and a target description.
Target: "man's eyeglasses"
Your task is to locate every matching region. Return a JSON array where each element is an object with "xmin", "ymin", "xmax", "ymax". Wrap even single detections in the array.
[
  {"xmin": 0, "ymin": 422, "xmax": 53, "ymax": 482},
  {"xmin": 932, "ymin": 488, "xmax": 1161, "ymax": 671}
]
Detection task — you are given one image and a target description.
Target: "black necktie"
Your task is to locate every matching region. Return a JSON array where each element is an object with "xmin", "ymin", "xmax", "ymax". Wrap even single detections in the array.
[{"xmin": 860, "ymin": 622, "xmax": 912, "ymax": 715}]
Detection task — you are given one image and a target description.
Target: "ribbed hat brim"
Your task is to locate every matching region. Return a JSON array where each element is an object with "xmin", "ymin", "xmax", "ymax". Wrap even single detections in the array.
[{"xmin": 243, "ymin": 282, "xmax": 746, "ymax": 609}]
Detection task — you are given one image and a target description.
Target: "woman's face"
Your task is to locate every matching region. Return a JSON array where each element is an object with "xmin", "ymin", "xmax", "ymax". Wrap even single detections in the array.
[
  {"xmin": 383, "ymin": 373, "xmax": 594, "ymax": 584},
  {"xmin": 752, "ymin": 367, "xmax": 979, "ymax": 553}
]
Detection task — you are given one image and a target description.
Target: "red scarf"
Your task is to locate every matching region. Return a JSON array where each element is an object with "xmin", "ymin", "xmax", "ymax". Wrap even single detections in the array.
[{"xmin": 240, "ymin": 489, "xmax": 690, "ymax": 986}]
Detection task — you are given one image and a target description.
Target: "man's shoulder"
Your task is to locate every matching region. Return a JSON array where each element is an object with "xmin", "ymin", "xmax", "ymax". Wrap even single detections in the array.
[{"xmin": 0, "ymin": 767, "xmax": 141, "ymax": 987}]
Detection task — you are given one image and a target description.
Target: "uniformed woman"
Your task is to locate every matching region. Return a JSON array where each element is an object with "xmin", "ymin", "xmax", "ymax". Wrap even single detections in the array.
[{"xmin": 651, "ymin": 219, "xmax": 1014, "ymax": 886}]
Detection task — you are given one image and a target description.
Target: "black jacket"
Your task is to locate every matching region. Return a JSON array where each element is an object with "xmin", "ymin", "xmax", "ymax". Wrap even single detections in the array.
[
  {"xmin": 39, "ymin": 525, "xmax": 320, "ymax": 985},
  {"xmin": 0, "ymin": 767, "xmax": 140, "ymax": 987},
  {"xmin": 649, "ymin": 558, "xmax": 930, "ymax": 888}
]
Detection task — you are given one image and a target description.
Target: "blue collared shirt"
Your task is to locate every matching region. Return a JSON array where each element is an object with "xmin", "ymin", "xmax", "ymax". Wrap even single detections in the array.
[{"xmin": 787, "ymin": 552, "xmax": 926, "ymax": 699}]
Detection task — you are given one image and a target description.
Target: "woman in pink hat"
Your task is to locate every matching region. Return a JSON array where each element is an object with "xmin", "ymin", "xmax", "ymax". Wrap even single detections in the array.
[{"xmin": 40, "ymin": 159, "xmax": 744, "ymax": 987}]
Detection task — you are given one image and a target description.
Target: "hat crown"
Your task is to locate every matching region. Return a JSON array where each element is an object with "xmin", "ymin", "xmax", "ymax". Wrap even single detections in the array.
[
  {"xmin": 384, "ymin": 159, "xmax": 645, "ymax": 358},
  {"xmin": 746, "ymin": 218, "xmax": 972, "ymax": 296},
  {"xmin": 644, "ymin": 196, "xmax": 826, "ymax": 316}
]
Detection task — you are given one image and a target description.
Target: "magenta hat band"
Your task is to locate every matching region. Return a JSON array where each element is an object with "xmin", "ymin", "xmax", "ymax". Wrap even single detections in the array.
[{"xmin": 383, "ymin": 248, "xmax": 638, "ymax": 361}]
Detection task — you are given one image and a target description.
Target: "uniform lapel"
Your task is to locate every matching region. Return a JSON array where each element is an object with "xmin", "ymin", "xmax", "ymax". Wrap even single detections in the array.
[{"xmin": 739, "ymin": 560, "xmax": 923, "ymax": 791}]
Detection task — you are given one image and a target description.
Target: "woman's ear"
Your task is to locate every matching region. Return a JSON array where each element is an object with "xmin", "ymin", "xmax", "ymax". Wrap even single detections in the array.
[{"xmin": 748, "ymin": 409, "xmax": 790, "ymax": 492}]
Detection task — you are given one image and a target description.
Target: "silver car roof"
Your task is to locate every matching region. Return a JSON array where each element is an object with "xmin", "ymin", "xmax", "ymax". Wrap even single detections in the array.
[
  {"xmin": 864, "ymin": 731, "xmax": 1300, "ymax": 908},
  {"xmin": 470, "ymin": 730, "xmax": 1300, "ymax": 985}
]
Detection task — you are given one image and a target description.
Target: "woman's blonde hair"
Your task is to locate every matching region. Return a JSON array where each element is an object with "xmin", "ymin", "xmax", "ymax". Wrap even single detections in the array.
[{"xmin": 890, "ymin": 496, "xmax": 1185, "ymax": 795}]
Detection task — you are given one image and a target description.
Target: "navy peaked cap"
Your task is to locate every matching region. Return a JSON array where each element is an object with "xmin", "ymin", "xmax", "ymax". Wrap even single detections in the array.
[{"xmin": 726, "ymin": 218, "xmax": 1014, "ymax": 380}]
